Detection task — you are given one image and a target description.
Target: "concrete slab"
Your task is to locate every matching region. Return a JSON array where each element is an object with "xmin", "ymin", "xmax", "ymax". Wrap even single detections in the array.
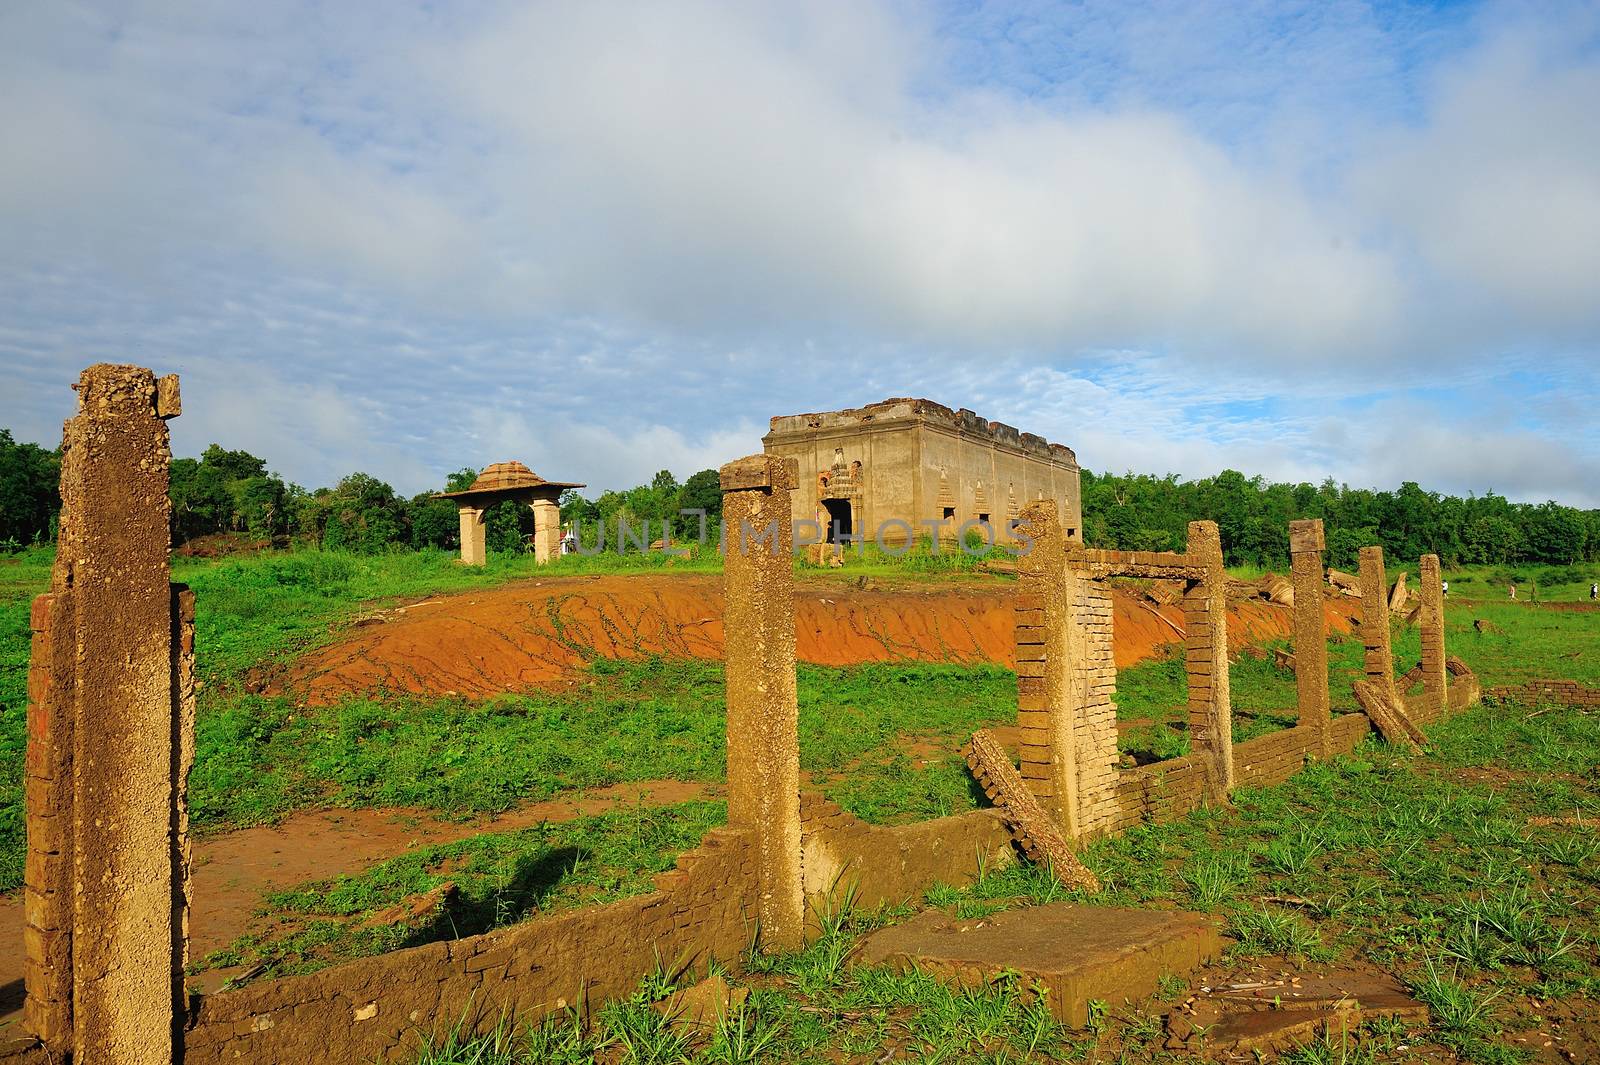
[{"xmin": 854, "ymin": 903, "xmax": 1224, "ymax": 1026}]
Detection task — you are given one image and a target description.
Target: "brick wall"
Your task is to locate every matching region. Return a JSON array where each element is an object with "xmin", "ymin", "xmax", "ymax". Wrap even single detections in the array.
[
  {"xmin": 178, "ymin": 826, "xmax": 758, "ymax": 1065},
  {"xmin": 1485, "ymin": 679, "xmax": 1600, "ymax": 707},
  {"xmin": 799, "ymin": 795, "xmax": 1016, "ymax": 908}
]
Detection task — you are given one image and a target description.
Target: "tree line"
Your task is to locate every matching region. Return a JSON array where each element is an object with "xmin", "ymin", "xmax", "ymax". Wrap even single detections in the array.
[{"xmin": 1, "ymin": 429, "xmax": 1596, "ymax": 568}]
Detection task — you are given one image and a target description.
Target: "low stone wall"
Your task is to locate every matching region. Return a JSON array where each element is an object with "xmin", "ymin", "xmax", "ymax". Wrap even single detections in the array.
[
  {"xmin": 1486, "ymin": 679, "xmax": 1600, "ymax": 707},
  {"xmin": 180, "ymin": 826, "xmax": 758, "ymax": 1065},
  {"xmin": 800, "ymin": 796, "xmax": 1015, "ymax": 909}
]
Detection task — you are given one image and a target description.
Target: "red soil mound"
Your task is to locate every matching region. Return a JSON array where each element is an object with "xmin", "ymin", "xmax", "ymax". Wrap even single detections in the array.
[{"xmin": 280, "ymin": 574, "xmax": 1359, "ymax": 705}]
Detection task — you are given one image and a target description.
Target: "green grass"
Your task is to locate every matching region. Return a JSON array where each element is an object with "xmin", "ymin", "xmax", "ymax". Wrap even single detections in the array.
[{"xmin": 410, "ymin": 695, "xmax": 1600, "ymax": 1062}]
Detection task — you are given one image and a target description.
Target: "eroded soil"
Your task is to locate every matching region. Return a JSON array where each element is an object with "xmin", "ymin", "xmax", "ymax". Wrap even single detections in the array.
[{"xmin": 275, "ymin": 573, "xmax": 1359, "ymax": 705}]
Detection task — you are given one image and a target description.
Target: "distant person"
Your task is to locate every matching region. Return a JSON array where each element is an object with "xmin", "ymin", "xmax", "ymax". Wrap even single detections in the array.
[
  {"xmin": 1441, "ymin": 579, "xmax": 1448, "ymax": 599},
  {"xmin": 560, "ymin": 529, "xmax": 577, "ymax": 555},
  {"xmin": 1509, "ymin": 583, "xmax": 1517, "ymax": 600},
  {"xmin": 1591, "ymin": 582, "xmax": 1597, "ymax": 601}
]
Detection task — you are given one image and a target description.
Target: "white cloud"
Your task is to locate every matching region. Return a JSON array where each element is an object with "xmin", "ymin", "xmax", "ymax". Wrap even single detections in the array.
[
  {"xmin": 1355, "ymin": 14, "xmax": 1600, "ymax": 335},
  {"xmin": 1, "ymin": 1, "xmax": 1597, "ymax": 507}
]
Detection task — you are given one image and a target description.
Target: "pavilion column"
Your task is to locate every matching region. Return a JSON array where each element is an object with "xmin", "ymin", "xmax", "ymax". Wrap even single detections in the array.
[
  {"xmin": 531, "ymin": 497, "xmax": 561, "ymax": 565},
  {"xmin": 1289, "ymin": 519, "xmax": 1330, "ymax": 757},
  {"xmin": 458, "ymin": 505, "xmax": 486, "ymax": 566},
  {"xmin": 720, "ymin": 454, "xmax": 804, "ymax": 952}
]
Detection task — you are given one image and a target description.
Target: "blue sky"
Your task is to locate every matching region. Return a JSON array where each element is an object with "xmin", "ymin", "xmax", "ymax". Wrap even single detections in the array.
[{"xmin": 3, "ymin": 0, "xmax": 1598, "ymax": 505}]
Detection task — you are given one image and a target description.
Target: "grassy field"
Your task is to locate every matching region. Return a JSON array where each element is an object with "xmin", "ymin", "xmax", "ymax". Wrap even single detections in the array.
[
  {"xmin": 3, "ymin": 543, "xmax": 1598, "ymax": 1062},
  {"xmin": 404, "ymin": 696, "xmax": 1600, "ymax": 1065}
]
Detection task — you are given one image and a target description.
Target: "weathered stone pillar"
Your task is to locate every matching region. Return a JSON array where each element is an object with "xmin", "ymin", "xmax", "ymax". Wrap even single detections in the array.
[
  {"xmin": 720, "ymin": 454, "xmax": 803, "ymax": 951},
  {"xmin": 1358, "ymin": 546, "xmax": 1396, "ymax": 698},
  {"xmin": 1183, "ymin": 521, "xmax": 1233, "ymax": 798},
  {"xmin": 1419, "ymin": 553, "xmax": 1446, "ymax": 719},
  {"xmin": 24, "ymin": 364, "xmax": 191, "ymax": 1063},
  {"xmin": 531, "ymin": 497, "xmax": 561, "ymax": 564},
  {"xmin": 1288, "ymin": 519, "xmax": 1330, "ymax": 757},
  {"xmin": 1014, "ymin": 502, "xmax": 1079, "ymax": 837},
  {"xmin": 458, "ymin": 505, "xmax": 487, "ymax": 566}
]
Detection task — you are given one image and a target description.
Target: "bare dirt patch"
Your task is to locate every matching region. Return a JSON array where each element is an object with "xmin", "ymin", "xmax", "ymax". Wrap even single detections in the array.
[{"xmin": 277, "ymin": 574, "xmax": 1358, "ymax": 705}]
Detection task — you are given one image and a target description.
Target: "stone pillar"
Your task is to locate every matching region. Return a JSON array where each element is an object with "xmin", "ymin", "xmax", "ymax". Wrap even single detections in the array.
[
  {"xmin": 1183, "ymin": 521, "xmax": 1233, "ymax": 799},
  {"xmin": 458, "ymin": 505, "xmax": 487, "ymax": 566},
  {"xmin": 1419, "ymin": 553, "xmax": 1447, "ymax": 720},
  {"xmin": 24, "ymin": 364, "xmax": 190, "ymax": 1063},
  {"xmin": 1358, "ymin": 547, "xmax": 1396, "ymax": 698},
  {"xmin": 720, "ymin": 454, "xmax": 804, "ymax": 952},
  {"xmin": 1014, "ymin": 502, "xmax": 1079, "ymax": 837},
  {"xmin": 1288, "ymin": 519, "xmax": 1330, "ymax": 757},
  {"xmin": 531, "ymin": 496, "xmax": 561, "ymax": 564}
]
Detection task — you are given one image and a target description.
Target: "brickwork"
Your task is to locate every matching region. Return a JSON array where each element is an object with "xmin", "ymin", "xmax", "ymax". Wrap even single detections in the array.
[
  {"xmin": 1485, "ymin": 679, "xmax": 1600, "ymax": 707},
  {"xmin": 1183, "ymin": 521, "xmax": 1233, "ymax": 798},
  {"xmin": 1288, "ymin": 520, "xmax": 1330, "ymax": 756},
  {"xmin": 965, "ymin": 730, "xmax": 1100, "ymax": 890},
  {"xmin": 23, "ymin": 593, "xmax": 72, "ymax": 1046},
  {"xmin": 1014, "ymin": 502, "xmax": 1079, "ymax": 833},
  {"xmin": 1357, "ymin": 547, "xmax": 1397, "ymax": 697},
  {"xmin": 1419, "ymin": 554, "xmax": 1447, "ymax": 719},
  {"xmin": 1071, "ymin": 580, "xmax": 1120, "ymax": 834},
  {"xmin": 720, "ymin": 454, "xmax": 805, "ymax": 951},
  {"xmin": 799, "ymin": 796, "xmax": 1014, "ymax": 908}
]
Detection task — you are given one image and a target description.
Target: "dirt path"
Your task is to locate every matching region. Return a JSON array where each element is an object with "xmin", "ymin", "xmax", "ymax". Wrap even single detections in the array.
[{"xmin": 278, "ymin": 573, "xmax": 1359, "ymax": 705}]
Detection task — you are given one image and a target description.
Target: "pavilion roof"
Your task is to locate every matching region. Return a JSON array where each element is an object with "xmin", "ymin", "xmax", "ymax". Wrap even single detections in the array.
[{"xmin": 436, "ymin": 460, "xmax": 584, "ymax": 499}]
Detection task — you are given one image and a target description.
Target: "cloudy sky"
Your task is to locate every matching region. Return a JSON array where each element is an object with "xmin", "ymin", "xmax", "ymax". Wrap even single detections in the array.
[{"xmin": 3, "ymin": 1, "xmax": 1598, "ymax": 505}]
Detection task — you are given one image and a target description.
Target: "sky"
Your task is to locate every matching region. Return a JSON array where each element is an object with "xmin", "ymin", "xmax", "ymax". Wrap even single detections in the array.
[{"xmin": 2, "ymin": 0, "xmax": 1598, "ymax": 506}]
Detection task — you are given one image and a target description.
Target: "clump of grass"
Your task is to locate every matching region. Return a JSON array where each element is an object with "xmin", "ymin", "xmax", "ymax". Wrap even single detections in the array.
[{"xmin": 1228, "ymin": 905, "xmax": 1329, "ymax": 960}]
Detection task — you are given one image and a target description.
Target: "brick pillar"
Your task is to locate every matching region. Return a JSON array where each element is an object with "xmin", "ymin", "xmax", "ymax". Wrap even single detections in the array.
[
  {"xmin": 1288, "ymin": 519, "xmax": 1330, "ymax": 757},
  {"xmin": 531, "ymin": 497, "xmax": 561, "ymax": 564},
  {"xmin": 1419, "ymin": 553, "xmax": 1446, "ymax": 719},
  {"xmin": 1014, "ymin": 502, "xmax": 1079, "ymax": 837},
  {"xmin": 1358, "ymin": 547, "xmax": 1396, "ymax": 698},
  {"xmin": 1071, "ymin": 579, "xmax": 1119, "ymax": 836},
  {"xmin": 458, "ymin": 504, "xmax": 487, "ymax": 566},
  {"xmin": 1184, "ymin": 521, "xmax": 1233, "ymax": 798},
  {"xmin": 24, "ymin": 593, "xmax": 74, "ymax": 1049},
  {"xmin": 720, "ymin": 454, "xmax": 803, "ymax": 951},
  {"xmin": 28, "ymin": 364, "xmax": 190, "ymax": 1063}
]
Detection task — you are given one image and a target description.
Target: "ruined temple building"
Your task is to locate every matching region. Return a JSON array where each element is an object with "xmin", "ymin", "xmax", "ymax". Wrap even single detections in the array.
[{"xmin": 762, "ymin": 398, "xmax": 1083, "ymax": 546}]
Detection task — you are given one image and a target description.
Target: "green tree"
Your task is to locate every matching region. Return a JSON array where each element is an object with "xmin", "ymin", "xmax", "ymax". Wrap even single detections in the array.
[
  {"xmin": 0, "ymin": 429, "xmax": 59, "ymax": 547},
  {"xmin": 322, "ymin": 473, "xmax": 405, "ymax": 553}
]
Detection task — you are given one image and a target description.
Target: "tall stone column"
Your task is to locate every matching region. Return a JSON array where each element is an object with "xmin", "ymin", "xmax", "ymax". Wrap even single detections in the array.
[
  {"xmin": 458, "ymin": 505, "xmax": 487, "ymax": 566},
  {"xmin": 720, "ymin": 454, "xmax": 804, "ymax": 951},
  {"xmin": 1184, "ymin": 521, "xmax": 1233, "ymax": 799},
  {"xmin": 1014, "ymin": 501, "xmax": 1080, "ymax": 837},
  {"xmin": 1419, "ymin": 553, "xmax": 1447, "ymax": 719},
  {"xmin": 1358, "ymin": 547, "xmax": 1396, "ymax": 698},
  {"xmin": 1288, "ymin": 519, "xmax": 1330, "ymax": 757},
  {"xmin": 531, "ymin": 497, "xmax": 562, "ymax": 564},
  {"xmin": 25, "ymin": 364, "xmax": 190, "ymax": 1063}
]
